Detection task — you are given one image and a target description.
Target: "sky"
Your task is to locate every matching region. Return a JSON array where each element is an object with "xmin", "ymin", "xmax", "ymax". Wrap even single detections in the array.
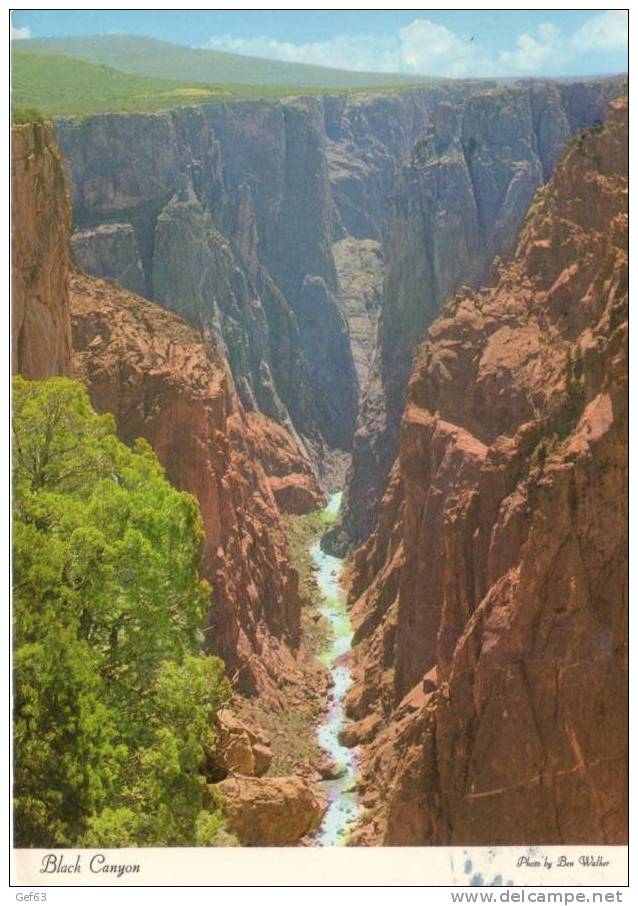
[{"xmin": 11, "ymin": 10, "xmax": 629, "ymax": 79}]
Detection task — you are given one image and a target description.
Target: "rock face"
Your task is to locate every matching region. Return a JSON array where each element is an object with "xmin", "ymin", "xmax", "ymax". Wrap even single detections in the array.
[
  {"xmin": 70, "ymin": 268, "xmax": 321, "ymax": 697},
  {"xmin": 338, "ymin": 80, "xmax": 622, "ymax": 548},
  {"xmin": 215, "ymin": 775, "xmax": 325, "ymax": 845},
  {"xmin": 332, "ymin": 237, "xmax": 383, "ymax": 394},
  {"xmin": 54, "ymin": 82, "xmax": 619, "ymax": 482},
  {"xmin": 11, "ymin": 122, "xmax": 72, "ymax": 378},
  {"xmin": 208, "ymin": 709, "xmax": 273, "ymax": 779},
  {"xmin": 46, "ymin": 84, "xmax": 493, "ymax": 463},
  {"xmin": 345, "ymin": 98, "xmax": 628, "ymax": 845},
  {"xmin": 245, "ymin": 412, "xmax": 325, "ymax": 515},
  {"xmin": 54, "ymin": 100, "xmax": 359, "ymax": 466},
  {"xmin": 71, "ymin": 223, "xmax": 146, "ymax": 296},
  {"xmin": 11, "ymin": 115, "xmax": 324, "ymax": 707}
]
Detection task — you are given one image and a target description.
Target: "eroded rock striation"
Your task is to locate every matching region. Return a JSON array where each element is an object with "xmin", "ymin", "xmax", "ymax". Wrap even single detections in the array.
[
  {"xmin": 11, "ymin": 122, "xmax": 73, "ymax": 379},
  {"xmin": 344, "ymin": 98, "xmax": 628, "ymax": 845},
  {"xmin": 332, "ymin": 237, "xmax": 383, "ymax": 395},
  {"xmin": 245, "ymin": 411, "xmax": 325, "ymax": 515}
]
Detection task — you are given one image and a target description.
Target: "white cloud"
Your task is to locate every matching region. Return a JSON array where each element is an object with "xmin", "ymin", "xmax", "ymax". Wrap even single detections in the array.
[
  {"xmin": 570, "ymin": 10, "xmax": 628, "ymax": 52},
  {"xmin": 397, "ymin": 19, "xmax": 493, "ymax": 78},
  {"xmin": 498, "ymin": 23, "xmax": 562, "ymax": 74},
  {"xmin": 207, "ymin": 33, "xmax": 401, "ymax": 73},
  {"xmin": 205, "ymin": 12, "xmax": 628, "ymax": 79},
  {"xmin": 11, "ymin": 25, "xmax": 31, "ymax": 40}
]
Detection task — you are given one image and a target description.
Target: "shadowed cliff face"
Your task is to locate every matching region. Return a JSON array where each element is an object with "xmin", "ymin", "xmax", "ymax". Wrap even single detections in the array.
[
  {"xmin": 337, "ymin": 80, "xmax": 621, "ymax": 549},
  {"xmin": 56, "ymin": 99, "xmax": 355, "ymax": 464},
  {"xmin": 11, "ymin": 123, "xmax": 73, "ymax": 379},
  {"xmin": 343, "ymin": 98, "xmax": 628, "ymax": 845},
  {"xmin": 52, "ymin": 83, "xmax": 489, "ymax": 466}
]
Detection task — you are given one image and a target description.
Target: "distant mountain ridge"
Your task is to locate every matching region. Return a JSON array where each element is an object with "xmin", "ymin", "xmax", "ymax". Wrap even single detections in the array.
[{"xmin": 16, "ymin": 34, "xmax": 432, "ymax": 89}]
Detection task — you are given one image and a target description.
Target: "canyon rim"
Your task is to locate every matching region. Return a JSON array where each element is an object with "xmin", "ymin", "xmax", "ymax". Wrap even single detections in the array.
[{"xmin": 10, "ymin": 11, "xmax": 628, "ymax": 871}]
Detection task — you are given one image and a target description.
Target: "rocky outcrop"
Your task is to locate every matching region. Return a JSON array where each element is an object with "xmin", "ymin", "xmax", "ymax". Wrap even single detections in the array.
[
  {"xmin": 70, "ymin": 268, "xmax": 322, "ymax": 697},
  {"xmin": 215, "ymin": 775, "xmax": 325, "ymax": 845},
  {"xmin": 71, "ymin": 223, "xmax": 146, "ymax": 296},
  {"xmin": 11, "ymin": 122, "xmax": 72, "ymax": 379},
  {"xmin": 12, "ymin": 114, "xmax": 325, "ymax": 707},
  {"xmin": 338, "ymin": 80, "xmax": 622, "ymax": 548},
  {"xmin": 345, "ymin": 98, "xmax": 628, "ymax": 845},
  {"xmin": 332, "ymin": 237, "xmax": 383, "ymax": 394},
  {"xmin": 32, "ymin": 89, "xmax": 508, "ymax": 451},
  {"xmin": 208, "ymin": 709, "xmax": 273, "ymax": 779},
  {"xmin": 245, "ymin": 412, "xmax": 324, "ymax": 515}
]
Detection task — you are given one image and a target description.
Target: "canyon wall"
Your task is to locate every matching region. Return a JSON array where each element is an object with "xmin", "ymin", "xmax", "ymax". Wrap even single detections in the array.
[
  {"xmin": 11, "ymin": 122, "xmax": 73, "ymax": 379},
  {"xmin": 56, "ymin": 81, "xmax": 618, "ymax": 494},
  {"xmin": 70, "ymin": 269, "xmax": 321, "ymax": 696},
  {"xmin": 54, "ymin": 84, "xmax": 489, "ymax": 469},
  {"xmin": 344, "ymin": 98, "xmax": 628, "ymax": 845},
  {"xmin": 337, "ymin": 79, "xmax": 621, "ymax": 548},
  {"xmin": 12, "ymin": 121, "xmax": 323, "ymax": 699}
]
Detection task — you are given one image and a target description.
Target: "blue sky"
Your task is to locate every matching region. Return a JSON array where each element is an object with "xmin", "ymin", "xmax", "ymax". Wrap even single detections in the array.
[{"xmin": 11, "ymin": 10, "xmax": 628, "ymax": 78}]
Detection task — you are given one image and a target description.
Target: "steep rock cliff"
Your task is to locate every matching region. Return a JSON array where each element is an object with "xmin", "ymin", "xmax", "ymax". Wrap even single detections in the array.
[
  {"xmin": 345, "ymin": 98, "xmax": 628, "ymax": 845},
  {"xmin": 55, "ymin": 81, "xmax": 618, "ymax": 484},
  {"xmin": 332, "ymin": 237, "xmax": 383, "ymax": 395},
  {"xmin": 338, "ymin": 80, "xmax": 622, "ymax": 548},
  {"xmin": 11, "ymin": 122, "xmax": 73, "ymax": 378},
  {"xmin": 72, "ymin": 222, "xmax": 146, "ymax": 296},
  {"xmin": 245, "ymin": 411, "xmax": 325, "ymax": 515},
  {"xmin": 70, "ymin": 269, "xmax": 322, "ymax": 697},
  {"xmin": 54, "ymin": 100, "xmax": 357, "ymax": 463},
  {"xmin": 51, "ymin": 84, "xmax": 495, "ymax": 464}
]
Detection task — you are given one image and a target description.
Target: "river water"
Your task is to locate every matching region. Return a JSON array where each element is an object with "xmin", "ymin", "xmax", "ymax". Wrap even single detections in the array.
[{"xmin": 310, "ymin": 491, "xmax": 360, "ymax": 846}]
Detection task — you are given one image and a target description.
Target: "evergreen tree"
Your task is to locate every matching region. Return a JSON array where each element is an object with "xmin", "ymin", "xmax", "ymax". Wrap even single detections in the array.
[{"xmin": 13, "ymin": 376, "xmax": 232, "ymax": 846}]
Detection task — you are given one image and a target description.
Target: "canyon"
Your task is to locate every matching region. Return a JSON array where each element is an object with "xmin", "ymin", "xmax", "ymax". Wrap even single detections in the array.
[
  {"xmin": 12, "ymin": 74, "xmax": 627, "ymax": 846},
  {"xmin": 55, "ymin": 78, "xmax": 617, "ymax": 493}
]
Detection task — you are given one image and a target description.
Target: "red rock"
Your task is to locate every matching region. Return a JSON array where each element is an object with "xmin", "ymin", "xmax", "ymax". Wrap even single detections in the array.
[
  {"xmin": 70, "ymin": 269, "xmax": 310, "ymax": 699},
  {"xmin": 209, "ymin": 709, "xmax": 273, "ymax": 778},
  {"xmin": 348, "ymin": 99, "xmax": 628, "ymax": 845},
  {"xmin": 215, "ymin": 775, "xmax": 325, "ymax": 845},
  {"xmin": 245, "ymin": 411, "xmax": 324, "ymax": 514},
  {"xmin": 11, "ymin": 123, "xmax": 72, "ymax": 378}
]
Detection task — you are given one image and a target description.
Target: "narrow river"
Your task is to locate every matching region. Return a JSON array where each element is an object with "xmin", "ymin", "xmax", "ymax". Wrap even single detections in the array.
[{"xmin": 310, "ymin": 491, "xmax": 359, "ymax": 846}]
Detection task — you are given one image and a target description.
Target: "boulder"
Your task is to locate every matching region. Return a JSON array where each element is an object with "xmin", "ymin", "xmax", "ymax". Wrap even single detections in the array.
[
  {"xmin": 216, "ymin": 775, "xmax": 325, "ymax": 845},
  {"xmin": 212, "ymin": 709, "xmax": 273, "ymax": 778}
]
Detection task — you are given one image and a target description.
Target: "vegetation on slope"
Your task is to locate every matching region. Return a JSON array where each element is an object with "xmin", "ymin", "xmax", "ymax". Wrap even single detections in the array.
[
  {"xmin": 11, "ymin": 46, "xmax": 426, "ymax": 118},
  {"xmin": 21, "ymin": 34, "xmax": 429, "ymax": 89},
  {"xmin": 13, "ymin": 376, "xmax": 233, "ymax": 847},
  {"xmin": 11, "ymin": 50, "xmax": 269, "ymax": 117},
  {"xmin": 232, "ymin": 508, "xmax": 334, "ymax": 776},
  {"xmin": 11, "ymin": 106, "xmax": 45, "ymax": 125}
]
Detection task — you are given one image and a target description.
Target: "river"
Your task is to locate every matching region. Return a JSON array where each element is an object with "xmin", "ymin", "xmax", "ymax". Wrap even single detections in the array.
[{"xmin": 310, "ymin": 491, "xmax": 360, "ymax": 846}]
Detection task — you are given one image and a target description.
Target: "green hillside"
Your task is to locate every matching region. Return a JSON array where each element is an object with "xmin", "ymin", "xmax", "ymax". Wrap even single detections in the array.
[
  {"xmin": 19, "ymin": 34, "xmax": 429, "ymax": 90},
  {"xmin": 11, "ymin": 49, "xmax": 368, "ymax": 118}
]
